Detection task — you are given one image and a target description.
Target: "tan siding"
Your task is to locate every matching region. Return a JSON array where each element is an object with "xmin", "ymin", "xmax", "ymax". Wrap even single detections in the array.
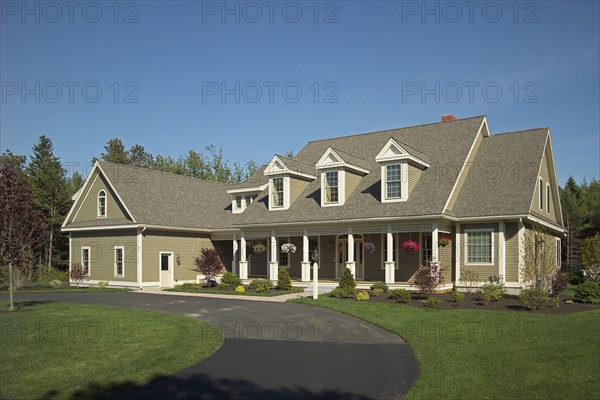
[
  {"xmin": 446, "ymin": 131, "xmax": 483, "ymax": 211},
  {"xmin": 438, "ymin": 234, "xmax": 453, "ymax": 283},
  {"xmin": 345, "ymin": 171, "xmax": 362, "ymax": 199},
  {"xmin": 408, "ymin": 165, "xmax": 422, "ymax": 194},
  {"xmin": 71, "ymin": 230, "xmax": 137, "ymax": 282},
  {"xmin": 142, "ymin": 230, "xmax": 212, "ymax": 283},
  {"xmin": 459, "ymin": 223, "xmax": 500, "ymax": 281},
  {"xmin": 289, "ymin": 177, "xmax": 310, "ymax": 205},
  {"xmin": 530, "ymin": 145, "xmax": 560, "ymax": 224},
  {"xmin": 71, "ymin": 170, "xmax": 130, "ymax": 223},
  {"xmin": 505, "ymin": 222, "xmax": 519, "ymax": 282}
]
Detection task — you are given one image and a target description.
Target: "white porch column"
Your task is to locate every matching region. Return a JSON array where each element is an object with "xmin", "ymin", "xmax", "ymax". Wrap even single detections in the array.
[
  {"xmin": 232, "ymin": 237, "xmax": 238, "ymax": 275},
  {"xmin": 455, "ymin": 224, "xmax": 461, "ymax": 284},
  {"xmin": 269, "ymin": 231, "xmax": 279, "ymax": 281},
  {"xmin": 239, "ymin": 233, "xmax": 248, "ymax": 279},
  {"xmin": 432, "ymin": 223, "xmax": 439, "ymax": 263},
  {"xmin": 499, "ymin": 221, "xmax": 506, "ymax": 282},
  {"xmin": 346, "ymin": 227, "xmax": 356, "ymax": 277},
  {"xmin": 301, "ymin": 229, "xmax": 310, "ymax": 282},
  {"xmin": 385, "ymin": 225, "xmax": 395, "ymax": 284}
]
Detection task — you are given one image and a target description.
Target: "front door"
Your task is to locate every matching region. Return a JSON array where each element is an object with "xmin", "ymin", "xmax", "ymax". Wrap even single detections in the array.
[
  {"xmin": 336, "ymin": 237, "xmax": 364, "ymax": 280},
  {"xmin": 160, "ymin": 252, "xmax": 173, "ymax": 288}
]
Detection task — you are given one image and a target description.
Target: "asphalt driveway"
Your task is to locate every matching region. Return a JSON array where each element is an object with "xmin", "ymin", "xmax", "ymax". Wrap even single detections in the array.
[{"xmin": 4, "ymin": 292, "xmax": 419, "ymax": 399}]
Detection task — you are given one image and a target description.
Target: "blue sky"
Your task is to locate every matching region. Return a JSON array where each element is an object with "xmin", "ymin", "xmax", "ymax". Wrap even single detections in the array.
[{"xmin": 1, "ymin": 0, "xmax": 599, "ymax": 184}]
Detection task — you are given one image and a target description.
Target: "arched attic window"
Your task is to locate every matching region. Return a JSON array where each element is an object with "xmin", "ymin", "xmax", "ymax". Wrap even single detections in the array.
[{"xmin": 97, "ymin": 190, "xmax": 107, "ymax": 217}]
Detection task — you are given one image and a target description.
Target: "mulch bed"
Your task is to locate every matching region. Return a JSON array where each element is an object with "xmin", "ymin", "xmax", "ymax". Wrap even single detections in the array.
[{"xmin": 361, "ymin": 291, "xmax": 599, "ymax": 314}]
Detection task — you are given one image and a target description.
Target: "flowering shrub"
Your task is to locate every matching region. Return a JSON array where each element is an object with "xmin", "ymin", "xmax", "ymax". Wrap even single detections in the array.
[
  {"xmin": 363, "ymin": 242, "xmax": 376, "ymax": 254},
  {"xmin": 281, "ymin": 243, "xmax": 297, "ymax": 254},
  {"xmin": 438, "ymin": 236, "xmax": 452, "ymax": 247},
  {"xmin": 413, "ymin": 262, "xmax": 444, "ymax": 296},
  {"xmin": 401, "ymin": 240, "xmax": 419, "ymax": 253}
]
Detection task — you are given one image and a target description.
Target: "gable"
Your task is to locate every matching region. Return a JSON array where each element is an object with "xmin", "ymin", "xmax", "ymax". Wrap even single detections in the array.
[
  {"xmin": 67, "ymin": 168, "xmax": 132, "ymax": 224},
  {"xmin": 530, "ymin": 137, "xmax": 562, "ymax": 225}
]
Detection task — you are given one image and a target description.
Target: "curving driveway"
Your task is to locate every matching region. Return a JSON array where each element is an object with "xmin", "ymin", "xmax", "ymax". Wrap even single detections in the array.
[{"xmin": 8, "ymin": 292, "xmax": 419, "ymax": 399}]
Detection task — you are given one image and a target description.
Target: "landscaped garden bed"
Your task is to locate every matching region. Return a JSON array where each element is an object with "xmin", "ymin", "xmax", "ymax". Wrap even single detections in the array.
[{"xmin": 166, "ymin": 284, "xmax": 304, "ymax": 297}]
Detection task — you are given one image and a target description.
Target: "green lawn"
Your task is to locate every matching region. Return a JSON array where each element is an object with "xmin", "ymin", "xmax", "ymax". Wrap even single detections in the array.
[
  {"xmin": 166, "ymin": 287, "xmax": 305, "ymax": 297},
  {"xmin": 0, "ymin": 287, "xmax": 131, "ymax": 294},
  {"xmin": 0, "ymin": 301, "xmax": 223, "ymax": 400},
  {"xmin": 291, "ymin": 297, "xmax": 600, "ymax": 400}
]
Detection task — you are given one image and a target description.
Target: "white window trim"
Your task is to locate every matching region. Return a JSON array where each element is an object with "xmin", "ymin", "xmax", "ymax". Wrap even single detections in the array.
[
  {"xmin": 381, "ymin": 162, "xmax": 408, "ymax": 203},
  {"xmin": 546, "ymin": 182, "xmax": 551, "ymax": 214},
  {"xmin": 97, "ymin": 190, "xmax": 107, "ymax": 218},
  {"xmin": 538, "ymin": 176, "xmax": 544, "ymax": 210},
  {"xmin": 556, "ymin": 237, "xmax": 562, "ymax": 268},
  {"xmin": 81, "ymin": 246, "xmax": 91, "ymax": 276},
  {"xmin": 320, "ymin": 169, "xmax": 346, "ymax": 207},
  {"xmin": 464, "ymin": 228, "xmax": 494, "ymax": 266},
  {"xmin": 269, "ymin": 176, "xmax": 290, "ymax": 211},
  {"xmin": 114, "ymin": 246, "xmax": 125, "ymax": 277}
]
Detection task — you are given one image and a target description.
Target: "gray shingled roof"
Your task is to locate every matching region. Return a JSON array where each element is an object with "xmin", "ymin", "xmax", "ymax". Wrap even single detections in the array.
[
  {"xmin": 451, "ymin": 128, "xmax": 550, "ymax": 219},
  {"xmin": 272, "ymin": 155, "xmax": 317, "ymax": 177},
  {"xmin": 328, "ymin": 147, "xmax": 371, "ymax": 171},
  {"xmin": 89, "ymin": 161, "xmax": 236, "ymax": 230},
  {"xmin": 234, "ymin": 116, "xmax": 486, "ymax": 225},
  {"xmin": 227, "ymin": 164, "xmax": 269, "ymax": 190}
]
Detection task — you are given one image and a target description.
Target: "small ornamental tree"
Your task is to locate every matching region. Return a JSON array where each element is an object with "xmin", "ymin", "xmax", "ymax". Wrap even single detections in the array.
[
  {"xmin": 339, "ymin": 268, "xmax": 356, "ymax": 290},
  {"xmin": 193, "ymin": 248, "xmax": 225, "ymax": 286},
  {"xmin": 69, "ymin": 263, "xmax": 88, "ymax": 289},
  {"xmin": 413, "ymin": 262, "xmax": 444, "ymax": 297},
  {"xmin": 581, "ymin": 234, "xmax": 600, "ymax": 283},
  {"xmin": 277, "ymin": 268, "xmax": 292, "ymax": 290},
  {"xmin": 521, "ymin": 226, "xmax": 558, "ymax": 290}
]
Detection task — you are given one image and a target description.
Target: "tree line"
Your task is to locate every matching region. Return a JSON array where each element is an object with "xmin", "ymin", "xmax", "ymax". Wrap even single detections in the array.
[{"xmin": 0, "ymin": 136, "xmax": 260, "ymax": 282}]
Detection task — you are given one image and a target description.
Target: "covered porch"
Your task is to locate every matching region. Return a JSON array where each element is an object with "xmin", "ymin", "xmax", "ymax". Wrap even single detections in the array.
[{"xmin": 227, "ymin": 223, "xmax": 454, "ymax": 287}]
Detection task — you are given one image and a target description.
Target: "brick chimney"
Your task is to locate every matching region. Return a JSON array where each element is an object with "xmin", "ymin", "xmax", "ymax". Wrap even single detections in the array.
[{"xmin": 441, "ymin": 114, "xmax": 457, "ymax": 122}]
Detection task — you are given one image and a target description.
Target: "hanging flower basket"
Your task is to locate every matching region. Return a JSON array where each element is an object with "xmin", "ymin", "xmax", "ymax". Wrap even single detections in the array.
[
  {"xmin": 438, "ymin": 236, "xmax": 452, "ymax": 248},
  {"xmin": 401, "ymin": 240, "xmax": 420, "ymax": 253},
  {"xmin": 281, "ymin": 243, "xmax": 297, "ymax": 254},
  {"xmin": 363, "ymin": 242, "xmax": 376, "ymax": 254}
]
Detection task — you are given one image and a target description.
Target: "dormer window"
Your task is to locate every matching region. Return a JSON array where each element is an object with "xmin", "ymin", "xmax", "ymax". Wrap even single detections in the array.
[
  {"xmin": 97, "ymin": 190, "xmax": 106, "ymax": 217},
  {"xmin": 228, "ymin": 186, "xmax": 266, "ymax": 214},
  {"xmin": 325, "ymin": 171, "xmax": 339, "ymax": 204},
  {"xmin": 271, "ymin": 177, "xmax": 284, "ymax": 208},
  {"xmin": 235, "ymin": 196, "xmax": 242, "ymax": 209}
]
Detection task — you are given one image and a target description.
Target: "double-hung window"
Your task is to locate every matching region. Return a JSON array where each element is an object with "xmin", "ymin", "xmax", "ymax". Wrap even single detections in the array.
[
  {"xmin": 114, "ymin": 246, "xmax": 124, "ymax": 276},
  {"xmin": 272, "ymin": 178, "xmax": 284, "ymax": 208},
  {"xmin": 325, "ymin": 171, "xmax": 339, "ymax": 204},
  {"xmin": 466, "ymin": 230, "xmax": 493, "ymax": 264},
  {"xmin": 81, "ymin": 247, "xmax": 91, "ymax": 275},
  {"xmin": 386, "ymin": 164, "xmax": 401, "ymax": 199}
]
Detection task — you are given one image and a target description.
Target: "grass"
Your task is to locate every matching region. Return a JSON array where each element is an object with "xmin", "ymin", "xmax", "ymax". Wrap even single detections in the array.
[
  {"xmin": 290, "ymin": 296, "xmax": 600, "ymax": 400},
  {"xmin": 0, "ymin": 287, "xmax": 131, "ymax": 294},
  {"xmin": 166, "ymin": 287, "xmax": 304, "ymax": 297},
  {"xmin": 0, "ymin": 301, "xmax": 223, "ymax": 400}
]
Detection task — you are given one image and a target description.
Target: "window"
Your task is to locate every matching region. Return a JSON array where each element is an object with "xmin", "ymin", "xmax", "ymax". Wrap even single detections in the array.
[
  {"xmin": 466, "ymin": 230, "xmax": 493, "ymax": 264},
  {"xmin": 246, "ymin": 194, "xmax": 256, "ymax": 204},
  {"xmin": 546, "ymin": 183, "xmax": 551, "ymax": 213},
  {"xmin": 422, "ymin": 235, "xmax": 433, "ymax": 264},
  {"xmin": 309, "ymin": 238, "xmax": 319, "ymax": 263},
  {"xmin": 272, "ymin": 177, "xmax": 284, "ymax": 208},
  {"xmin": 161, "ymin": 253, "xmax": 170, "ymax": 271},
  {"xmin": 235, "ymin": 196, "xmax": 242, "ymax": 209},
  {"xmin": 114, "ymin": 246, "xmax": 124, "ymax": 276},
  {"xmin": 97, "ymin": 190, "xmax": 106, "ymax": 217},
  {"xmin": 539, "ymin": 177, "xmax": 543, "ymax": 210},
  {"xmin": 81, "ymin": 247, "xmax": 90, "ymax": 275},
  {"xmin": 386, "ymin": 164, "xmax": 401, "ymax": 199},
  {"xmin": 556, "ymin": 238, "xmax": 562, "ymax": 268},
  {"xmin": 325, "ymin": 171, "xmax": 339, "ymax": 203}
]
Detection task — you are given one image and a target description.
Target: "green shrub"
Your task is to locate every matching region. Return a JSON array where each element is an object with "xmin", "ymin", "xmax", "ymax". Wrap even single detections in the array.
[
  {"xmin": 355, "ymin": 291, "xmax": 370, "ymax": 301},
  {"xmin": 481, "ymin": 292, "xmax": 492, "ymax": 305},
  {"xmin": 481, "ymin": 282, "xmax": 507, "ymax": 302},
  {"xmin": 551, "ymin": 297, "xmax": 560, "ymax": 308},
  {"xmin": 277, "ymin": 268, "xmax": 292, "ymax": 290},
  {"xmin": 97, "ymin": 281, "xmax": 109, "ymax": 290},
  {"xmin": 370, "ymin": 288, "xmax": 384, "ymax": 297},
  {"xmin": 519, "ymin": 287, "xmax": 549, "ymax": 310},
  {"xmin": 426, "ymin": 296, "xmax": 439, "ymax": 308},
  {"xmin": 566, "ymin": 270, "xmax": 585, "ymax": 285},
  {"xmin": 370, "ymin": 281, "xmax": 388, "ymax": 293},
  {"xmin": 339, "ymin": 268, "xmax": 356, "ymax": 290},
  {"xmin": 252, "ymin": 280, "xmax": 273, "ymax": 293},
  {"xmin": 35, "ymin": 267, "xmax": 69, "ymax": 283},
  {"xmin": 249, "ymin": 279, "xmax": 270, "ymax": 289},
  {"xmin": 220, "ymin": 272, "xmax": 241, "ymax": 288},
  {"xmin": 551, "ymin": 272, "xmax": 569, "ymax": 297},
  {"xmin": 179, "ymin": 282, "xmax": 201, "ymax": 290},
  {"xmin": 389, "ymin": 289, "xmax": 411, "ymax": 303},
  {"xmin": 330, "ymin": 287, "xmax": 356, "ymax": 298},
  {"xmin": 217, "ymin": 283, "xmax": 232, "ymax": 290},
  {"xmin": 49, "ymin": 280, "xmax": 62, "ymax": 289},
  {"xmin": 452, "ymin": 290, "xmax": 465, "ymax": 305},
  {"xmin": 235, "ymin": 285, "xmax": 245, "ymax": 293},
  {"xmin": 581, "ymin": 233, "xmax": 600, "ymax": 269},
  {"xmin": 574, "ymin": 281, "xmax": 600, "ymax": 304}
]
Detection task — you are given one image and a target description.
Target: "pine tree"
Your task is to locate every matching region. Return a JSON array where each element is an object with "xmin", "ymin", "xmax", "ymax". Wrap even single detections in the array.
[
  {"xmin": 128, "ymin": 144, "xmax": 153, "ymax": 168},
  {"xmin": 101, "ymin": 138, "xmax": 129, "ymax": 164},
  {"xmin": 26, "ymin": 136, "xmax": 70, "ymax": 272}
]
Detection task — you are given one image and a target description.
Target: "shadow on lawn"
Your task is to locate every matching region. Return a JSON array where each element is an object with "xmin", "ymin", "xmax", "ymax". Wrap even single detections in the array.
[
  {"xmin": 0, "ymin": 300, "xmax": 58, "ymax": 312},
  {"xmin": 41, "ymin": 373, "xmax": 370, "ymax": 400}
]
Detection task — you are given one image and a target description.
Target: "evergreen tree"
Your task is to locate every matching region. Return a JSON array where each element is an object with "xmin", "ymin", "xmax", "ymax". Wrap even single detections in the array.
[
  {"xmin": 101, "ymin": 138, "xmax": 129, "ymax": 164},
  {"xmin": 128, "ymin": 144, "xmax": 153, "ymax": 168},
  {"xmin": 26, "ymin": 136, "xmax": 70, "ymax": 272},
  {"xmin": 183, "ymin": 149, "xmax": 209, "ymax": 178}
]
